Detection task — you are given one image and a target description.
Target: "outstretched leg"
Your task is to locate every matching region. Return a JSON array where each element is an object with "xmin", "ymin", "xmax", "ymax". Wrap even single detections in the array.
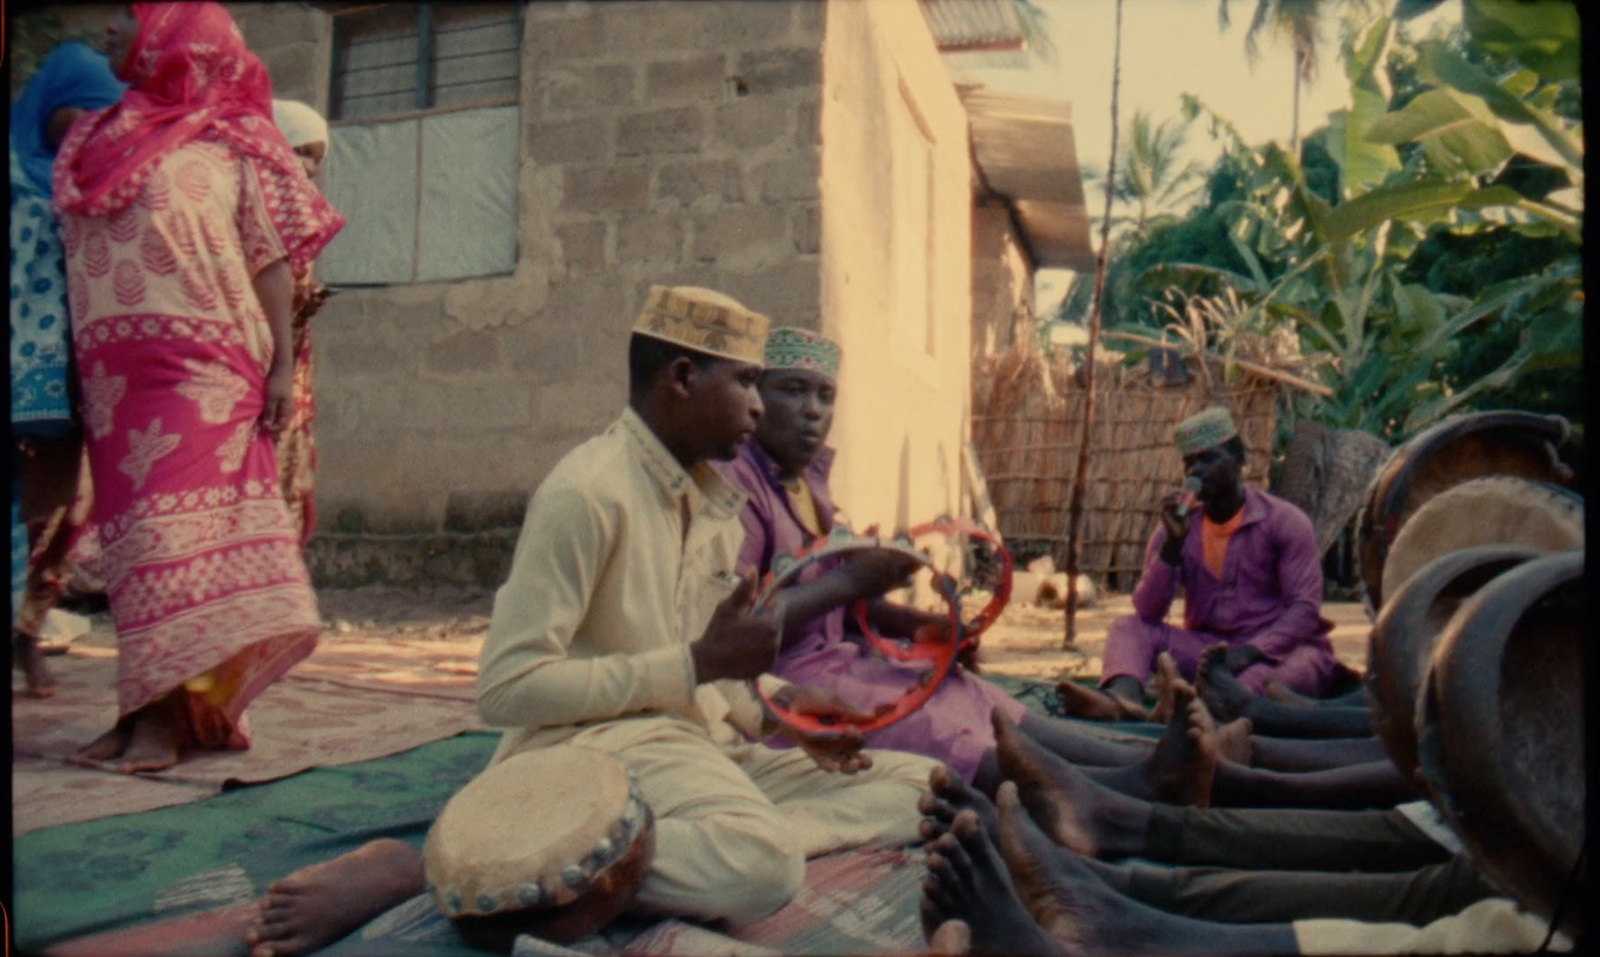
[
  {"xmin": 993, "ymin": 782, "xmax": 1299, "ymax": 956},
  {"xmin": 1197, "ymin": 645, "xmax": 1372, "ymax": 739},
  {"xmin": 1056, "ymin": 676, "xmax": 1149, "ymax": 723},
  {"xmin": 243, "ymin": 839, "xmax": 426, "ymax": 957}
]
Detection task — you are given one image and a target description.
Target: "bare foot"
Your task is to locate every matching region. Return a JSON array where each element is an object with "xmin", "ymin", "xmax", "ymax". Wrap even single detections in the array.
[
  {"xmin": 1137, "ymin": 683, "xmax": 1217, "ymax": 808},
  {"xmin": 113, "ymin": 704, "xmax": 182, "ymax": 773},
  {"xmin": 921, "ymin": 810, "xmax": 1068, "ymax": 957},
  {"xmin": 244, "ymin": 839, "xmax": 425, "ymax": 957},
  {"xmin": 990, "ymin": 710, "xmax": 1148, "ymax": 860},
  {"xmin": 926, "ymin": 919, "xmax": 973, "ymax": 956},
  {"xmin": 1055, "ymin": 681, "xmax": 1148, "ymax": 723},
  {"xmin": 1194, "ymin": 643, "xmax": 1255, "ymax": 725},
  {"xmin": 920, "ymin": 764, "xmax": 1000, "ymax": 842},
  {"xmin": 13, "ymin": 631, "xmax": 58, "ymax": 698},
  {"xmin": 1262, "ymin": 674, "xmax": 1315, "ymax": 707},
  {"xmin": 1214, "ymin": 717, "xmax": 1255, "ymax": 766},
  {"xmin": 1146, "ymin": 653, "xmax": 1181, "ymax": 724},
  {"xmin": 72, "ymin": 723, "xmax": 131, "ymax": 766},
  {"xmin": 993, "ymin": 781, "xmax": 1204, "ymax": 956}
]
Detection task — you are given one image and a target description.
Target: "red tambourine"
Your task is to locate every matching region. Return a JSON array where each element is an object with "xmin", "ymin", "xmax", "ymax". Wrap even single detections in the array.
[
  {"xmin": 854, "ymin": 517, "xmax": 1013, "ymax": 663},
  {"xmin": 752, "ymin": 527, "xmax": 961, "ymax": 736}
]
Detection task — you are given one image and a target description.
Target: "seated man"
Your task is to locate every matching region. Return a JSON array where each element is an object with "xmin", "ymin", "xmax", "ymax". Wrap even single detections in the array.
[
  {"xmin": 234, "ymin": 290, "xmax": 941, "ymax": 957},
  {"xmin": 716, "ymin": 329, "xmax": 1222, "ymax": 805},
  {"xmin": 472, "ymin": 288, "xmax": 939, "ymax": 926},
  {"xmin": 1063, "ymin": 407, "xmax": 1340, "ymax": 721}
]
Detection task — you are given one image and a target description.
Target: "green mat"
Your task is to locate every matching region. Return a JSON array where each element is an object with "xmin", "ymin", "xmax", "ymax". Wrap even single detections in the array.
[
  {"xmin": 14, "ymin": 679, "xmax": 1170, "ymax": 954},
  {"xmin": 13, "ymin": 732, "xmax": 501, "ymax": 955}
]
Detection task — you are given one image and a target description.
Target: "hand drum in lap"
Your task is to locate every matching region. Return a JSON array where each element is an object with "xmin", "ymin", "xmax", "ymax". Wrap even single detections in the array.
[{"xmin": 425, "ymin": 746, "xmax": 655, "ymax": 951}]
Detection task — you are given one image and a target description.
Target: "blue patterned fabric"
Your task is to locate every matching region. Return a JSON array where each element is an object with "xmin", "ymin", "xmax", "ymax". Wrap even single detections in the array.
[
  {"xmin": 11, "ymin": 141, "xmax": 76, "ymax": 432},
  {"xmin": 12, "ymin": 468, "xmax": 27, "ymax": 627}
]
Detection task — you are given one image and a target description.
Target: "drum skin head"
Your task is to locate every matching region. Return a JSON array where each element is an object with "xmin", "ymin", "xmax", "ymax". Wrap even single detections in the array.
[
  {"xmin": 1356, "ymin": 411, "xmax": 1578, "ymax": 612},
  {"xmin": 425, "ymin": 745, "xmax": 655, "ymax": 945}
]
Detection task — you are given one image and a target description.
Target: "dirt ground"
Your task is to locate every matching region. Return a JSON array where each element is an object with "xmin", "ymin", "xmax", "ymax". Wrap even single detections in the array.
[{"xmin": 60, "ymin": 583, "xmax": 1373, "ymax": 683}]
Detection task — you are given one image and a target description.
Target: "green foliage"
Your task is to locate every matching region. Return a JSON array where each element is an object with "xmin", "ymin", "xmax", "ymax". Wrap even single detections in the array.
[{"xmin": 1072, "ymin": 0, "xmax": 1582, "ymax": 441}]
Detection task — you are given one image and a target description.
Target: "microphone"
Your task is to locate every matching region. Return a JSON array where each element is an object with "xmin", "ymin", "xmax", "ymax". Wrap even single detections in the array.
[{"xmin": 1174, "ymin": 476, "xmax": 1203, "ymax": 521}]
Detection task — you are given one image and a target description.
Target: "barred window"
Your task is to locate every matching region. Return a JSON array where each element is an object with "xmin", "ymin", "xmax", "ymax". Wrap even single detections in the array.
[{"xmin": 320, "ymin": 3, "xmax": 522, "ymax": 285}]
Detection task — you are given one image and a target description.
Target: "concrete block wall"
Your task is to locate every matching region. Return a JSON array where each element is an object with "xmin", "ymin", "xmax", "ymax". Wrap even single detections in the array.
[{"xmin": 225, "ymin": 1, "xmax": 826, "ymax": 584}]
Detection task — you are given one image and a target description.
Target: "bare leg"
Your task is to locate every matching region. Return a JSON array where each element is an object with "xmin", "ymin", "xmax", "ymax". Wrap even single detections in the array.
[
  {"xmin": 1057, "ymin": 675, "xmax": 1148, "ymax": 722},
  {"xmin": 1209, "ymin": 759, "xmax": 1420, "ymax": 810},
  {"xmin": 13, "ymin": 629, "xmax": 58, "ymax": 698},
  {"xmin": 1015, "ymin": 714, "xmax": 1154, "ymax": 769},
  {"xmin": 244, "ymin": 839, "xmax": 425, "ymax": 957},
  {"xmin": 922, "ymin": 810, "xmax": 1070, "ymax": 956},
  {"xmin": 1197, "ymin": 644, "xmax": 1373, "ymax": 738},
  {"xmin": 1264, "ymin": 674, "xmax": 1367, "ymax": 709},
  {"xmin": 990, "ymin": 710, "xmax": 1150, "ymax": 859},
  {"xmin": 993, "ymin": 782, "xmax": 1300, "ymax": 955},
  {"xmin": 1081, "ymin": 682, "xmax": 1217, "ymax": 807},
  {"xmin": 1250, "ymin": 734, "xmax": 1389, "ymax": 773},
  {"xmin": 1146, "ymin": 653, "xmax": 1183, "ymax": 724},
  {"xmin": 1214, "ymin": 718, "xmax": 1254, "ymax": 766}
]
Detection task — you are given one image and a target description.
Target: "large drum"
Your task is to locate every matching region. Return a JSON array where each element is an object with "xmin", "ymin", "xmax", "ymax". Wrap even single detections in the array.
[
  {"xmin": 1416, "ymin": 549, "xmax": 1584, "ymax": 938},
  {"xmin": 1355, "ymin": 411, "xmax": 1580, "ymax": 612},
  {"xmin": 1364, "ymin": 545, "xmax": 1539, "ymax": 785},
  {"xmin": 425, "ymin": 746, "xmax": 655, "ymax": 951}
]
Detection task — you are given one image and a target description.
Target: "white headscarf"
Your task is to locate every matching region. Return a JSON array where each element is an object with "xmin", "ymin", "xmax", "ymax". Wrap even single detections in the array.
[{"xmin": 272, "ymin": 99, "xmax": 329, "ymax": 149}]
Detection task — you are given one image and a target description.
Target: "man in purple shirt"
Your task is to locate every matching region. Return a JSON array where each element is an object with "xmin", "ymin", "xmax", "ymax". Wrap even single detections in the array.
[
  {"xmin": 717, "ymin": 328, "xmax": 1041, "ymax": 786},
  {"xmin": 1062, "ymin": 407, "xmax": 1340, "ymax": 722}
]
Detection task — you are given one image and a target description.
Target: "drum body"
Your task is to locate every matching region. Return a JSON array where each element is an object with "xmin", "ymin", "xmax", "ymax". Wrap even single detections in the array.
[
  {"xmin": 1355, "ymin": 411, "xmax": 1579, "ymax": 612},
  {"xmin": 425, "ymin": 745, "xmax": 655, "ymax": 951},
  {"xmin": 1415, "ymin": 549, "xmax": 1584, "ymax": 937},
  {"xmin": 1364, "ymin": 546, "xmax": 1538, "ymax": 784}
]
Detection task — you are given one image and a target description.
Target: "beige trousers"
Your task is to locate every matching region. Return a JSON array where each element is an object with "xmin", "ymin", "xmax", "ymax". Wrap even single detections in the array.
[
  {"xmin": 1295, "ymin": 897, "xmax": 1571, "ymax": 954},
  {"xmin": 561, "ymin": 715, "xmax": 938, "ymax": 926}
]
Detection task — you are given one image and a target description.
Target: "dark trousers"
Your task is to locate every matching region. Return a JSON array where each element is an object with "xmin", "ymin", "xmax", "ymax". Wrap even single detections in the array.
[
  {"xmin": 1146, "ymin": 806, "xmax": 1455, "ymax": 872},
  {"xmin": 1124, "ymin": 854, "xmax": 1499, "ymax": 925}
]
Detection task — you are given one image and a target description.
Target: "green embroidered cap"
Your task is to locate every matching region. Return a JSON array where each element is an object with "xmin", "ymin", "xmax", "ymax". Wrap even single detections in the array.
[
  {"xmin": 1173, "ymin": 406, "xmax": 1239, "ymax": 457},
  {"xmin": 764, "ymin": 326, "xmax": 841, "ymax": 379}
]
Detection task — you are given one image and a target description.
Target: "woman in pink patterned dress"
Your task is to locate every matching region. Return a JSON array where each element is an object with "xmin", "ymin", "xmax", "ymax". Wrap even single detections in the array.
[{"xmin": 53, "ymin": 2, "xmax": 345, "ymax": 772}]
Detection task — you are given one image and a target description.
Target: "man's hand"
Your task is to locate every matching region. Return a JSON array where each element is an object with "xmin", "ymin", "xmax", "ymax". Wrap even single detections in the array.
[
  {"xmin": 1158, "ymin": 490, "xmax": 1190, "ymax": 542},
  {"xmin": 841, "ymin": 548, "xmax": 920, "ymax": 600},
  {"xmin": 770, "ymin": 685, "xmax": 886, "ymax": 773},
  {"xmin": 261, "ymin": 366, "xmax": 294, "ymax": 434},
  {"xmin": 1223, "ymin": 643, "xmax": 1268, "ymax": 675},
  {"xmin": 690, "ymin": 574, "xmax": 780, "ymax": 683}
]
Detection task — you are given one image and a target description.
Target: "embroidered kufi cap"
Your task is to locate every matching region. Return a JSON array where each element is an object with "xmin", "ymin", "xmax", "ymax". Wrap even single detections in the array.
[
  {"xmin": 1173, "ymin": 406, "xmax": 1239, "ymax": 457},
  {"xmin": 632, "ymin": 286, "xmax": 769, "ymax": 364},
  {"xmin": 764, "ymin": 326, "xmax": 840, "ymax": 380}
]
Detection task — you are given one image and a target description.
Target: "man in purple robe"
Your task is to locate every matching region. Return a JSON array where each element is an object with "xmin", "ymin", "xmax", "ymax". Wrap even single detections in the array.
[
  {"xmin": 1061, "ymin": 406, "xmax": 1340, "ymax": 722},
  {"xmin": 714, "ymin": 328, "xmax": 1035, "ymax": 787}
]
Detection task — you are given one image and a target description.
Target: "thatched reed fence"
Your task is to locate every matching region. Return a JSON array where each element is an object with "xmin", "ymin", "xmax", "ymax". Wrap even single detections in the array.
[{"xmin": 972, "ymin": 345, "xmax": 1279, "ymax": 592}]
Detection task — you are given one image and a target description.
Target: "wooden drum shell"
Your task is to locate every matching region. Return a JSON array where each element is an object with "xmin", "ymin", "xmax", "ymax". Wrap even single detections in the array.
[
  {"xmin": 1415, "ymin": 549, "xmax": 1584, "ymax": 935},
  {"xmin": 1364, "ymin": 545, "xmax": 1540, "ymax": 785},
  {"xmin": 1355, "ymin": 411, "xmax": 1579, "ymax": 613}
]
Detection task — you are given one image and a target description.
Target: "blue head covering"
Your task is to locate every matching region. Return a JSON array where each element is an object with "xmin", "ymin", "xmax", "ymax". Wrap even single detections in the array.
[{"xmin": 9, "ymin": 42, "xmax": 127, "ymax": 198}]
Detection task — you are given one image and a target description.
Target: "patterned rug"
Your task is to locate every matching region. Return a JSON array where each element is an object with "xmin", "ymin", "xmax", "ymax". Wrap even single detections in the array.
[{"xmin": 11, "ymin": 639, "xmax": 487, "ymax": 835}]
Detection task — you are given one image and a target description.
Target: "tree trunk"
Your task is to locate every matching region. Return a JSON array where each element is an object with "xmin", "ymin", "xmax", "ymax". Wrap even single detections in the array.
[
  {"xmin": 1063, "ymin": 0, "xmax": 1124, "ymax": 648},
  {"xmin": 1273, "ymin": 420, "xmax": 1391, "ymax": 557}
]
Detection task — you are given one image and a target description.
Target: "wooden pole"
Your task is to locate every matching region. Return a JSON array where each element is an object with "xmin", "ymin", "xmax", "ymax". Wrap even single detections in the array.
[{"xmin": 1064, "ymin": 0, "xmax": 1124, "ymax": 648}]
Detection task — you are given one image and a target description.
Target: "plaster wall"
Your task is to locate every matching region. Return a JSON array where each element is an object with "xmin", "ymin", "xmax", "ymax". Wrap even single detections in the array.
[{"xmin": 819, "ymin": 0, "xmax": 974, "ymax": 542}]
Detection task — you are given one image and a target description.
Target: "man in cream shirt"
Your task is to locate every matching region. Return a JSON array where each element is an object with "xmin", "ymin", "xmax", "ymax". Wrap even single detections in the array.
[{"xmin": 476, "ymin": 286, "xmax": 941, "ymax": 925}]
